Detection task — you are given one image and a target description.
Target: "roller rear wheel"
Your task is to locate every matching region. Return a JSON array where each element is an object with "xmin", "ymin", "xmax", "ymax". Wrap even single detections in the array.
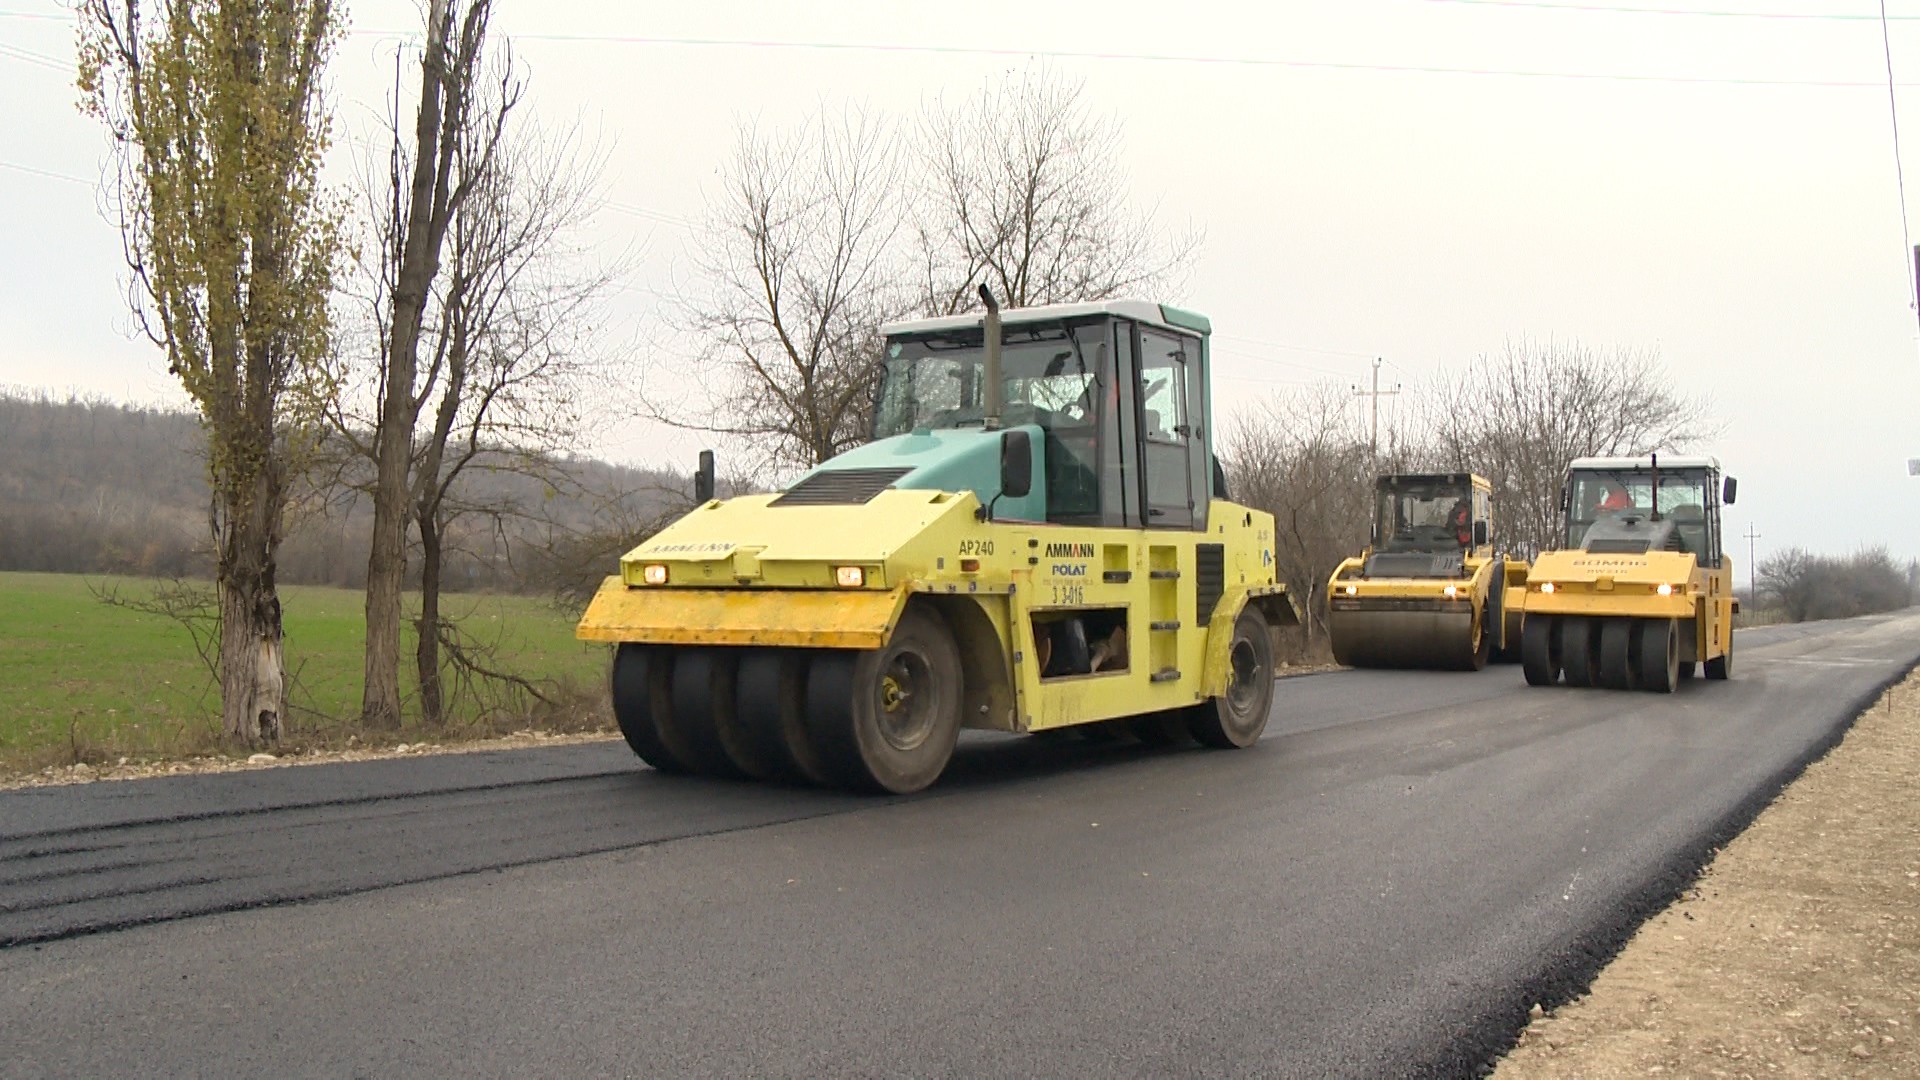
[
  {"xmin": 611, "ymin": 645, "xmax": 689, "ymax": 774},
  {"xmin": 1705, "ymin": 635, "xmax": 1732, "ymax": 680},
  {"xmin": 1636, "ymin": 618, "xmax": 1680, "ymax": 693},
  {"xmin": 1521, "ymin": 615, "xmax": 1559, "ymax": 687},
  {"xmin": 1460, "ymin": 603, "xmax": 1492, "ymax": 672},
  {"xmin": 1599, "ymin": 619, "xmax": 1639, "ymax": 691},
  {"xmin": 1560, "ymin": 617, "xmax": 1599, "ymax": 688},
  {"xmin": 1130, "ymin": 711, "xmax": 1193, "ymax": 746},
  {"xmin": 1189, "ymin": 607, "xmax": 1274, "ymax": 749},
  {"xmin": 806, "ymin": 606, "xmax": 964, "ymax": 794}
]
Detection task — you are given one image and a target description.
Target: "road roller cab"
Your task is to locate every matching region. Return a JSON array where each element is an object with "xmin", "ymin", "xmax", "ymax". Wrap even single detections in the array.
[
  {"xmin": 1519, "ymin": 455, "xmax": 1738, "ymax": 692},
  {"xmin": 577, "ymin": 296, "xmax": 1298, "ymax": 794},
  {"xmin": 1327, "ymin": 472, "xmax": 1526, "ymax": 670}
]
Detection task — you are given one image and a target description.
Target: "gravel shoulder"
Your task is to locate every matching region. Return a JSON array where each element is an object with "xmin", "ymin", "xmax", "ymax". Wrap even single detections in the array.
[{"xmin": 1496, "ymin": 667, "xmax": 1920, "ymax": 1078}]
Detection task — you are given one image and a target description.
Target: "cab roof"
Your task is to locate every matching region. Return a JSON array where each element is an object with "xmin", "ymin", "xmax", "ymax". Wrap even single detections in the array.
[
  {"xmin": 881, "ymin": 300, "xmax": 1208, "ymax": 338},
  {"xmin": 1375, "ymin": 471, "xmax": 1490, "ymax": 491},
  {"xmin": 1569, "ymin": 455, "xmax": 1720, "ymax": 472}
]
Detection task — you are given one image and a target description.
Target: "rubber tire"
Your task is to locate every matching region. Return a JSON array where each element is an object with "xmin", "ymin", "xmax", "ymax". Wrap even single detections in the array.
[
  {"xmin": 1189, "ymin": 607, "xmax": 1275, "ymax": 749},
  {"xmin": 611, "ymin": 645, "xmax": 689, "ymax": 774},
  {"xmin": 665, "ymin": 650, "xmax": 746, "ymax": 778},
  {"xmin": 734, "ymin": 650, "xmax": 833, "ymax": 786},
  {"xmin": 1678, "ymin": 661, "xmax": 1697, "ymax": 681},
  {"xmin": 1487, "ymin": 567, "xmax": 1520, "ymax": 664},
  {"xmin": 698, "ymin": 649, "xmax": 780, "ymax": 781},
  {"xmin": 1521, "ymin": 615, "xmax": 1560, "ymax": 687},
  {"xmin": 1560, "ymin": 617, "xmax": 1600, "ymax": 689},
  {"xmin": 806, "ymin": 606, "xmax": 965, "ymax": 794},
  {"xmin": 1637, "ymin": 618, "xmax": 1680, "ymax": 693},
  {"xmin": 1599, "ymin": 619, "xmax": 1639, "ymax": 691},
  {"xmin": 1705, "ymin": 635, "xmax": 1732, "ymax": 680}
]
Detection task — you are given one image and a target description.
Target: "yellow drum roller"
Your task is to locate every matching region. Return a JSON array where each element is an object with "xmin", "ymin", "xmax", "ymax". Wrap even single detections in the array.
[{"xmin": 1327, "ymin": 472, "xmax": 1525, "ymax": 671}]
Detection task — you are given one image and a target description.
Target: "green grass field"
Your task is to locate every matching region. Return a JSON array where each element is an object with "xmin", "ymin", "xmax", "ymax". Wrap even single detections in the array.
[{"xmin": 0, "ymin": 571, "xmax": 610, "ymax": 772}]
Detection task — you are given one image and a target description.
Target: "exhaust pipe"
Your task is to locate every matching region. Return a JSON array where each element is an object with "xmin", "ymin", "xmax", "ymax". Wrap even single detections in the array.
[
  {"xmin": 1650, "ymin": 452, "xmax": 1661, "ymax": 522},
  {"xmin": 979, "ymin": 284, "xmax": 1002, "ymax": 431}
]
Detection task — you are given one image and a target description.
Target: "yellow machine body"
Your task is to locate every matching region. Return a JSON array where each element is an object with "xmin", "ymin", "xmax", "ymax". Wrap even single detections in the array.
[
  {"xmin": 576, "ymin": 299, "xmax": 1304, "ymax": 793},
  {"xmin": 1326, "ymin": 472, "xmax": 1527, "ymax": 670},
  {"xmin": 578, "ymin": 488, "xmax": 1297, "ymax": 733}
]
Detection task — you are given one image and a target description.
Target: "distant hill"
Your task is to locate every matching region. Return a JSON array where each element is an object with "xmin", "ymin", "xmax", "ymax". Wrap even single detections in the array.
[{"xmin": 0, "ymin": 391, "xmax": 694, "ymax": 596}]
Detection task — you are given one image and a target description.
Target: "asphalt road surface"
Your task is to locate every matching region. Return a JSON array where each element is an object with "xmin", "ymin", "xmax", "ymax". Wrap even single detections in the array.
[{"xmin": 4, "ymin": 613, "xmax": 1917, "ymax": 1078}]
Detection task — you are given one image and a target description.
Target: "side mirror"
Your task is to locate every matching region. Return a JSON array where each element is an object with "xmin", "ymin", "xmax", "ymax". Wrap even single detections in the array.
[
  {"xmin": 694, "ymin": 449, "xmax": 716, "ymax": 503},
  {"xmin": 1722, "ymin": 476, "xmax": 1737, "ymax": 506},
  {"xmin": 1473, "ymin": 521, "xmax": 1488, "ymax": 547},
  {"xmin": 1000, "ymin": 430, "xmax": 1032, "ymax": 499}
]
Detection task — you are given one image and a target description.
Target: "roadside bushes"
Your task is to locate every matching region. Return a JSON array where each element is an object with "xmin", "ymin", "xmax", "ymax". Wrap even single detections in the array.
[{"xmin": 1756, "ymin": 546, "xmax": 1918, "ymax": 623}]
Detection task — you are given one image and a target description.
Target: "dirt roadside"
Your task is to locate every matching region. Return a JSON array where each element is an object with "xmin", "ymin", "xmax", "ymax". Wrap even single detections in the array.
[{"xmin": 1496, "ymin": 669, "xmax": 1920, "ymax": 1078}]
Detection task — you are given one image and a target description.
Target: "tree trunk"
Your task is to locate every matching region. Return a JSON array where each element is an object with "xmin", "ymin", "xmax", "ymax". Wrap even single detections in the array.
[
  {"xmin": 362, "ymin": 0, "xmax": 453, "ymax": 729},
  {"xmin": 217, "ymin": 510, "xmax": 285, "ymax": 746},
  {"xmin": 362, "ymin": 423, "xmax": 412, "ymax": 728},
  {"xmin": 415, "ymin": 513, "xmax": 445, "ymax": 726}
]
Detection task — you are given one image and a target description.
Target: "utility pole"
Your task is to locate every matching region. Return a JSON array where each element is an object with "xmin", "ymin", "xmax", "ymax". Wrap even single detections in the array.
[
  {"xmin": 1352, "ymin": 357, "xmax": 1401, "ymax": 465},
  {"xmin": 1743, "ymin": 523, "xmax": 1760, "ymax": 602}
]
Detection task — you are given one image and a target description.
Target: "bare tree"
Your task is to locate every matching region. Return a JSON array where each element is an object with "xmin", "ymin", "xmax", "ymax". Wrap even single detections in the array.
[
  {"xmin": 402, "ymin": 122, "xmax": 619, "ymax": 724},
  {"xmin": 359, "ymin": 0, "xmax": 517, "ymax": 727},
  {"xmin": 662, "ymin": 75, "xmax": 1202, "ymax": 475},
  {"xmin": 1423, "ymin": 339, "xmax": 1718, "ymax": 555},
  {"xmin": 77, "ymin": 0, "xmax": 345, "ymax": 745},
  {"xmin": 659, "ymin": 108, "xmax": 908, "ymax": 473},
  {"xmin": 1219, "ymin": 384, "xmax": 1374, "ymax": 638},
  {"xmin": 911, "ymin": 67, "xmax": 1200, "ymax": 316}
]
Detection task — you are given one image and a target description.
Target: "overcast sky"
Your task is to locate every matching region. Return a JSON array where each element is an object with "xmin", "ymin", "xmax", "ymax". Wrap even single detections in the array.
[{"xmin": 4, "ymin": 0, "xmax": 1920, "ymax": 569}]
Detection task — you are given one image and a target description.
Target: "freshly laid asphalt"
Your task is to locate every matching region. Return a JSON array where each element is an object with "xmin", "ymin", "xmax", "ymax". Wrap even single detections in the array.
[{"xmin": 2, "ymin": 612, "xmax": 1916, "ymax": 1078}]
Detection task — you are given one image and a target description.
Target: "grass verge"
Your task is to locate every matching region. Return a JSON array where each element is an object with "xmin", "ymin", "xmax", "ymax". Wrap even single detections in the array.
[{"xmin": 0, "ymin": 571, "xmax": 612, "ymax": 778}]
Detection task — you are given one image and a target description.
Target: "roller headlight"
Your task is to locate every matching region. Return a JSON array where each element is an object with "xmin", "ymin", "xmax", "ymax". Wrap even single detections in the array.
[{"xmin": 642, "ymin": 563, "xmax": 669, "ymax": 586}]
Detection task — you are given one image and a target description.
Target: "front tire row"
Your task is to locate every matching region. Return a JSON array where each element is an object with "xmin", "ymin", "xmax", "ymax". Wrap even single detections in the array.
[{"xmin": 1519, "ymin": 613, "xmax": 1728, "ymax": 692}]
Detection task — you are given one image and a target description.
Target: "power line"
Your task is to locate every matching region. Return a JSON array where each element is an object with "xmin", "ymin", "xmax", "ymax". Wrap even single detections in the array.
[
  {"xmin": 17, "ymin": 9, "xmax": 1920, "ymax": 89},
  {"xmin": 0, "ymin": 41, "xmax": 66, "ymax": 72},
  {"xmin": 1423, "ymin": 0, "xmax": 1920, "ymax": 20},
  {"xmin": 0, "ymin": 159, "xmax": 94, "ymax": 187},
  {"xmin": 1213, "ymin": 332, "xmax": 1376, "ymax": 360},
  {"xmin": 337, "ymin": 30, "xmax": 1920, "ymax": 89},
  {"xmin": 1880, "ymin": 0, "xmax": 1918, "ymax": 327},
  {"xmin": 599, "ymin": 199, "xmax": 697, "ymax": 230}
]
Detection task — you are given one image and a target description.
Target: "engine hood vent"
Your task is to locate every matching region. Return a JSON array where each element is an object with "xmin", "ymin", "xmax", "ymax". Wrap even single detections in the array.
[{"xmin": 771, "ymin": 467, "xmax": 912, "ymax": 507}]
